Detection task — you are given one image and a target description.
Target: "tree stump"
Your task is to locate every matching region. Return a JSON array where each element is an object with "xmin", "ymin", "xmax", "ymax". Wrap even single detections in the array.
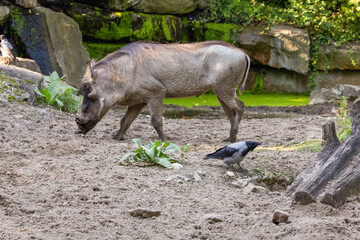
[{"xmin": 285, "ymin": 97, "xmax": 360, "ymax": 207}]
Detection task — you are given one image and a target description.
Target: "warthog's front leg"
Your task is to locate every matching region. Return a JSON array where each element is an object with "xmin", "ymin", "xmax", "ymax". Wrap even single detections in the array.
[
  {"xmin": 114, "ymin": 103, "xmax": 146, "ymax": 140},
  {"xmin": 147, "ymin": 100, "xmax": 165, "ymax": 141}
]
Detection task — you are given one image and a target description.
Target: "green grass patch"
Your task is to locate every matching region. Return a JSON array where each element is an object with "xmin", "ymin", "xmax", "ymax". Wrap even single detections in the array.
[
  {"xmin": 164, "ymin": 92, "xmax": 309, "ymax": 108},
  {"xmin": 259, "ymin": 139, "xmax": 322, "ymax": 153}
]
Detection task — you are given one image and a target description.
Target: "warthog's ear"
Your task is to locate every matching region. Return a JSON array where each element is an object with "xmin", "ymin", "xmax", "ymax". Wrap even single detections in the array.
[{"xmin": 90, "ymin": 59, "xmax": 97, "ymax": 80}]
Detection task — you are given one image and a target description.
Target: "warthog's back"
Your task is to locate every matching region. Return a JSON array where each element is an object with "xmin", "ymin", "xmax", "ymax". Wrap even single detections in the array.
[{"xmin": 97, "ymin": 41, "xmax": 249, "ymax": 98}]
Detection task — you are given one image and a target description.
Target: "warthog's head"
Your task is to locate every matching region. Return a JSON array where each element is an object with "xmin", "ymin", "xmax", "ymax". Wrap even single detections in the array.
[{"xmin": 76, "ymin": 59, "xmax": 119, "ymax": 134}]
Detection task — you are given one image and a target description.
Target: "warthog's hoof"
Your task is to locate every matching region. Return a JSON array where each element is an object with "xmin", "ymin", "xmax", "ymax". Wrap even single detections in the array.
[
  {"xmin": 222, "ymin": 137, "xmax": 236, "ymax": 143},
  {"xmin": 113, "ymin": 134, "xmax": 125, "ymax": 141}
]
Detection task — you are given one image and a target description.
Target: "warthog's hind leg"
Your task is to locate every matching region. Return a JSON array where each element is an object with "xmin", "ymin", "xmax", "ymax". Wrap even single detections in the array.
[
  {"xmin": 216, "ymin": 96, "xmax": 244, "ymax": 142},
  {"xmin": 113, "ymin": 103, "xmax": 146, "ymax": 140}
]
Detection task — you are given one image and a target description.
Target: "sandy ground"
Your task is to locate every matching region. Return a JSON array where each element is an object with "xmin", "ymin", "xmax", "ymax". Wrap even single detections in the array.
[{"xmin": 0, "ymin": 101, "xmax": 359, "ymax": 240}]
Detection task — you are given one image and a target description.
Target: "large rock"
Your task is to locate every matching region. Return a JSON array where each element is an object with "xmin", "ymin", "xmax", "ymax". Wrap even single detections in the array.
[
  {"xmin": 13, "ymin": 0, "xmax": 40, "ymax": 8},
  {"xmin": 317, "ymin": 44, "xmax": 360, "ymax": 71},
  {"xmin": 72, "ymin": 0, "xmax": 203, "ymax": 13},
  {"xmin": 247, "ymin": 66, "xmax": 309, "ymax": 93},
  {"xmin": 7, "ymin": 7, "xmax": 90, "ymax": 88},
  {"xmin": 0, "ymin": 6, "xmax": 10, "ymax": 22},
  {"xmin": 0, "ymin": 57, "xmax": 41, "ymax": 73},
  {"xmin": 316, "ymin": 70, "xmax": 360, "ymax": 89},
  {"xmin": 74, "ymin": 0, "xmax": 135, "ymax": 11},
  {"xmin": 236, "ymin": 25, "xmax": 310, "ymax": 74},
  {"xmin": 310, "ymin": 84, "xmax": 360, "ymax": 104},
  {"xmin": 133, "ymin": 0, "xmax": 197, "ymax": 14},
  {"xmin": 0, "ymin": 64, "xmax": 44, "ymax": 104}
]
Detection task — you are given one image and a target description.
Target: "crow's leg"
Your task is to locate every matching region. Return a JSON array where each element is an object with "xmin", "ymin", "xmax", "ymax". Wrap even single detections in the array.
[{"xmin": 227, "ymin": 164, "xmax": 234, "ymax": 172}]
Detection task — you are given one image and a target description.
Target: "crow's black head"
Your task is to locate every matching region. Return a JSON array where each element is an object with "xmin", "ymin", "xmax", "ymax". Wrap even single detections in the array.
[{"xmin": 245, "ymin": 141, "xmax": 262, "ymax": 151}]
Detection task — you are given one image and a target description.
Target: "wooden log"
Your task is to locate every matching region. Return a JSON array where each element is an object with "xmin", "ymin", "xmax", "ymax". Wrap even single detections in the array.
[
  {"xmin": 320, "ymin": 100, "xmax": 360, "ymax": 207},
  {"xmin": 285, "ymin": 97, "xmax": 360, "ymax": 207},
  {"xmin": 284, "ymin": 122, "xmax": 340, "ymax": 203}
]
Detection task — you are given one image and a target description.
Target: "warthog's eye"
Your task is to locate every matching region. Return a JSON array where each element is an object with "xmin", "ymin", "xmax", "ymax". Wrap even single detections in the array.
[{"xmin": 83, "ymin": 84, "xmax": 89, "ymax": 91}]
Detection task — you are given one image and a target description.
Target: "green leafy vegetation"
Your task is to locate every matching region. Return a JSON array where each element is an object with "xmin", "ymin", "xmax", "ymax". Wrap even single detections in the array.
[
  {"xmin": 164, "ymin": 92, "xmax": 309, "ymax": 108},
  {"xmin": 336, "ymin": 96, "xmax": 352, "ymax": 141},
  {"xmin": 35, "ymin": 72, "xmax": 80, "ymax": 112},
  {"xmin": 202, "ymin": 0, "xmax": 360, "ymax": 45},
  {"xmin": 120, "ymin": 138, "xmax": 186, "ymax": 168},
  {"xmin": 57, "ymin": 91, "xmax": 83, "ymax": 113}
]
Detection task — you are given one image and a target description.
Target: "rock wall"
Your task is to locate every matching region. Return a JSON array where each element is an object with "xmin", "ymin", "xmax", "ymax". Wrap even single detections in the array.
[
  {"xmin": 0, "ymin": 0, "xmax": 359, "ymax": 93},
  {"xmin": 1, "ymin": 6, "xmax": 89, "ymax": 88}
]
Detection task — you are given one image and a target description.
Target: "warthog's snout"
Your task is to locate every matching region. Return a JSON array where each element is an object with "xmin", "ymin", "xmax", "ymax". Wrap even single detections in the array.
[
  {"xmin": 75, "ymin": 116, "xmax": 94, "ymax": 134},
  {"xmin": 76, "ymin": 116, "xmax": 89, "ymax": 126}
]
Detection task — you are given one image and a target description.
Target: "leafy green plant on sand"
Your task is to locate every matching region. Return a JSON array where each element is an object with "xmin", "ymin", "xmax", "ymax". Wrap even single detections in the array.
[
  {"xmin": 336, "ymin": 96, "xmax": 352, "ymax": 142},
  {"xmin": 35, "ymin": 71, "xmax": 79, "ymax": 112},
  {"xmin": 120, "ymin": 138, "xmax": 187, "ymax": 168}
]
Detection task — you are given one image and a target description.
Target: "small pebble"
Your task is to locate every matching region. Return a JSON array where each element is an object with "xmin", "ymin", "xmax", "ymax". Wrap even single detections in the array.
[
  {"xmin": 172, "ymin": 163, "xmax": 183, "ymax": 170},
  {"xmin": 273, "ymin": 210, "xmax": 289, "ymax": 224},
  {"xmin": 226, "ymin": 171, "xmax": 235, "ymax": 177}
]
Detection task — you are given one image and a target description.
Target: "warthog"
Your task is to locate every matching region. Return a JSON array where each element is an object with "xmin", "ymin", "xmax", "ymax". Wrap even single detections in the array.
[{"xmin": 76, "ymin": 41, "xmax": 250, "ymax": 142}]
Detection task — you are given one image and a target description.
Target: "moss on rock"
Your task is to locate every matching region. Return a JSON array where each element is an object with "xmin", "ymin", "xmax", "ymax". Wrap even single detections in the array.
[
  {"xmin": 68, "ymin": 10, "xmax": 183, "ymax": 43},
  {"xmin": 204, "ymin": 23, "xmax": 238, "ymax": 43},
  {"xmin": 188, "ymin": 21, "xmax": 239, "ymax": 43}
]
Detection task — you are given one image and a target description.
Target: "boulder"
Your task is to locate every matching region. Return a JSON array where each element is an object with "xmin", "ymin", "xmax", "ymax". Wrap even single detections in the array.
[
  {"xmin": 309, "ymin": 84, "xmax": 360, "ymax": 105},
  {"xmin": 0, "ymin": 64, "xmax": 44, "ymax": 104},
  {"xmin": 236, "ymin": 25, "xmax": 310, "ymax": 74},
  {"xmin": 74, "ymin": 0, "xmax": 136, "ymax": 11},
  {"xmin": 316, "ymin": 70, "xmax": 360, "ymax": 89},
  {"xmin": 0, "ymin": 6, "xmax": 10, "ymax": 22},
  {"xmin": 13, "ymin": 0, "xmax": 40, "ymax": 8},
  {"xmin": 41, "ymin": 0, "xmax": 205, "ymax": 13},
  {"xmin": 7, "ymin": 7, "xmax": 90, "ymax": 88},
  {"xmin": 133, "ymin": 0, "xmax": 197, "ymax": 14},
  {"xmin": 317, "ymin": 44, "xmax": 360, "ymax": 71},
  {"xmin": 248, "ymin": 66, "xmax": 310, "ymax": 93},
  {"xmin": 0, "ymin": 57, "xmax": 41, "ymax": 73}
]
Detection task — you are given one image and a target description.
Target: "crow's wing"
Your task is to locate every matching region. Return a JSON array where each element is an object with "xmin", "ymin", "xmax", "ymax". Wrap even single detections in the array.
[
  {"xmin": 2, "ymin": 40, "xmax": 13, "ymax": 50},
  {"xmin": 204, "ymin": 146, "xmax": 238, "ymax": 160}
]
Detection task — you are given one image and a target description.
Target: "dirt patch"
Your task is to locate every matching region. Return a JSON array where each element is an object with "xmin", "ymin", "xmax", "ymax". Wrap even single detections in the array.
[{"xmin": 0, "ymin": 101, "xmax": 359, "ymax": 239}]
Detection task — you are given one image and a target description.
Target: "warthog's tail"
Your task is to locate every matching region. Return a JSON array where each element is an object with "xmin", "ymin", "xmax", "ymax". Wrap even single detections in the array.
[{"xmin": 239, "ymin": 54, "xmax": 251, "ymax": 95}]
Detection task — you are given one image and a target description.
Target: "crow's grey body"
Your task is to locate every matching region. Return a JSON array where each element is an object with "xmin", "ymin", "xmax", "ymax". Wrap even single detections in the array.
[
  {"xmin": 0, "ymin": 35, "xmax": 16, "ymax": 62},
  {"xmin": 204, "ymin": 141, "xmax": 261, "ymax": 170}
]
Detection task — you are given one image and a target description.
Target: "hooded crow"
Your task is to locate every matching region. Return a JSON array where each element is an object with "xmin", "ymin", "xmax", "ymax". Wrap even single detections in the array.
[
  {"xmin": 204, "ymin": 141, "xmax": 261, "ymax": 171},
  {"xmin": 0, "ymin": 35, "xmax": 16, "ymax": 63}
]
